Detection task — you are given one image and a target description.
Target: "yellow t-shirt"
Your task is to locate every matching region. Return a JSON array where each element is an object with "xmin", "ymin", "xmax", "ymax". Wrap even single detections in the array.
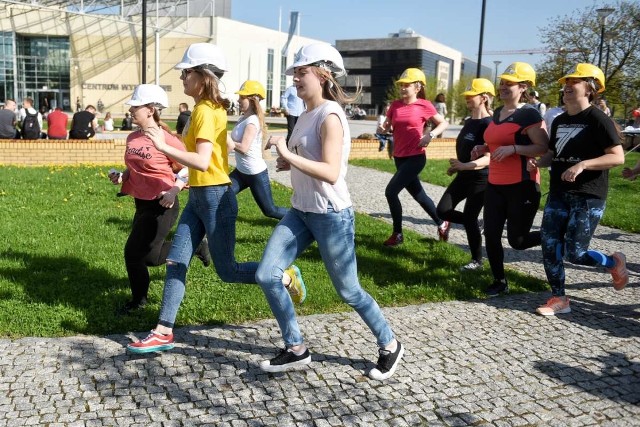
[{"xmin": 184, "ymin": 99, "xmax": 230, "ymax": 186}]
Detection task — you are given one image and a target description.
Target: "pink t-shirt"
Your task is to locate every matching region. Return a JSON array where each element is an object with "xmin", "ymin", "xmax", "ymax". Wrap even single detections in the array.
[
  {"xmin": 121, "ymin": 129, "xmax": 186, "ymax": 200},
  {"xmin": 388, "ymin": 99, "xmax": 437, "ymax": 158}
]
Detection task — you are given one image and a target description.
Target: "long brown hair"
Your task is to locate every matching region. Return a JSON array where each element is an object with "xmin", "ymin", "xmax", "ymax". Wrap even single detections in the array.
[
  {"xmin": 312, "ymin": 67, "xmax": 361, "ymax": 106},
  {"xmin": 196, "ymin": 68, "xmax": 231, "ymax": 110}
]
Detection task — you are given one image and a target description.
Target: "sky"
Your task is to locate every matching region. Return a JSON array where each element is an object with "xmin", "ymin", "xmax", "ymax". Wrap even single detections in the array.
[{"xmin": 232, "ymin": 0, "xmax": 609, "ymax": 78}]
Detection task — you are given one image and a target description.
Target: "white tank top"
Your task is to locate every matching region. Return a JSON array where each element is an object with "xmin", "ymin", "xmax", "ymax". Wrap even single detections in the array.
[
  {"xmin": 230, "ymin": 114, "xmax": 267, "ymax": 175},
  {"xmin": 289, "ymin": 100, "xmax": 352, "ymax": 213}
]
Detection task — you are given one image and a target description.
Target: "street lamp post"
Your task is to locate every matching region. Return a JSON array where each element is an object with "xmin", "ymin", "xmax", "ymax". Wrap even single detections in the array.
[
  {"xmin": 493, "ymin": 60, "xmax": 502, "ymax": 87},
  {"xmin": 596, "ymin": 7, "xmax": 614, "ymax": 69}
]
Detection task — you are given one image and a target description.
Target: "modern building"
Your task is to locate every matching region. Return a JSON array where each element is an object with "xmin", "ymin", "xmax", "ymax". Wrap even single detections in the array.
[
  {"xmin": 336, "ymin": 28, "xmax": 492, "ymax": 115},
  {"xmin": 0, "ymin": 0, "xmax": 319, "ymax": 117}
]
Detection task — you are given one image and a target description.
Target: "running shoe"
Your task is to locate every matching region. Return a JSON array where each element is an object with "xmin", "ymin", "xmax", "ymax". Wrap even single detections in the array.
[
  {"xmin": 383, "ymin": 232, "xmax": 403, "ymax": 247},
  {"xmin": 608, "ymin": 252, "xmax": 629, "ymax": 291},
  {"xmin": 127, "ymin": 330, "xmax": 174, "ymax": 354},
  {"xmin": 438, "ymin": 221, "xmax": 451, "ymax": 242},
  {"xmin": 368, "ymin": 341, "xmax": 404, "ymax": 381},
  {"xmin": 260, "ymin": 347, "xmax": 311, "ymax": 373},
  {"xmin": 536, "ymin": 296, "xmax": 571, "ymax": 316},
  {"xmin": 284, "ymin": 265, "xmax": 306, "ymax": 304}
]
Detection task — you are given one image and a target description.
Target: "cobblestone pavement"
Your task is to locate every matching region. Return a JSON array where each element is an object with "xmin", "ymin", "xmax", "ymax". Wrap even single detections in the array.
[{"xmin": 1, "ymin": 164, "xmax": 638, "ymax": 426}]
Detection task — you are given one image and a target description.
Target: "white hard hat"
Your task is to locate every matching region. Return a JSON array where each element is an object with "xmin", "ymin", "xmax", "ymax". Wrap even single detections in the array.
[
  {"xmin": 285, "ymin": 43, "xmax": 346, "ymax": 77},
  {"xmin": 174, "ymin": 42, "xmax": 228, "ymax": 74},
  {"xmin": 125, "ymin": 84, "xmax": 169, "ymax": 108}
]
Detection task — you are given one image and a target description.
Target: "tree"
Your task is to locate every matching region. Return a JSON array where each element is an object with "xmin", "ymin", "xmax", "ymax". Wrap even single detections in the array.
[{"xmin": 536, "ymin": 1, "xmax": 640, "ymax": 118}]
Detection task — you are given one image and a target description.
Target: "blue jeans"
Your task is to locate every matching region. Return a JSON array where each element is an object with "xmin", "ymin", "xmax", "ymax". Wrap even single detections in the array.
[
  {"xmin": 229, "ymin": 168, "xmax": 288, "ymax": 220},
  {"xmin": 158, "ymin": 185, "xmax": 259, "ymax": 328},
  {"xmin": 541, "ymin": 191, "xmax": 605, "ymax": 296},
  {"xmin": 255, "ymin": 206, "xmax": 395, "ymax": 348}
]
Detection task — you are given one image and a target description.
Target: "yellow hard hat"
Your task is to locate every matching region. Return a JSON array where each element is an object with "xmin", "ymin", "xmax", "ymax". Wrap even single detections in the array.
[
  {"xmin": 396, "ymin": 68, "xmax": 426, "ymax": 86},
  {"xmin": 499, "ymin": 62, "xmax": 536, "ymax": 87},
  {"xmin": 235, "ymin": 80, "xmax": 266, "ymax": 100},
  {"xmin": 558, "ymin": 63, "xmax": 606, "ymax": 93},
  {"xmin": 462, "ymin": 78, "xmax": 496, "ymax": 97}
]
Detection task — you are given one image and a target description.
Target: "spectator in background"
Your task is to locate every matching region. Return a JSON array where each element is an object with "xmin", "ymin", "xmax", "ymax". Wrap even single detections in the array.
[
  {"xmin": 19, "ymin": 97, "xmax": 43, "ymax": 139},
  {"xmin": 280, "ymin": 84, "xmax": 304, "ymax": 142},
  {"xmin": 597, "ymin": 98, "xmax": 611, "ymax": 117},
  {"xmin": 543, "ymin": 90, "xmax": 566, "ymax": 130},
  {"xmin": 47, "ymin": 107, "xmax": 68, "ymax": 139},
  {"xmin": 69, "ymin": 105, "xmax": 98, "ymax": 139},
  {"xmin": 121, "ymin": 112, "xmax": 133, "ymax": 130},
  {"xmin": 103, "ymin": 111, "xmax": 114, "ymax": 131},
  {"xmin": 0, "ymin": 99, "xmax": 19, "ymax": 139},
  {"xmin": 175, "ymin": 102, "xmax": 190, "ymax": 136},
  {"xmin": 434, "ymin": 93, "xmax": 448, "ymax": 138},
  {"xmin": 529, "ymin": 90, "xmax": 547, "ymax": 116}
]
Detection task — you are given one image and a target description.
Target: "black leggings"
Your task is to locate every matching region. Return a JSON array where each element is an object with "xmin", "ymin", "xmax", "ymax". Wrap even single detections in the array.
[
  {"xmin": 483, "ymin": 181, "xmax": 541, "ymax": 281},
  {"xmin": 386, "ymin": 154, "xmax": 442, "ymax": 233},
  {"xmin": 436, "ymin": 172, "xmax": 487, "ymax": 261},
  {"xmin": 124, "ymin": 197, "xmax": 179, "ymax": 303}
]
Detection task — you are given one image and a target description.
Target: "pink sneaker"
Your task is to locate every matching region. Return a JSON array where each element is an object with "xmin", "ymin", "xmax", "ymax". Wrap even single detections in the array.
[
  {"xmin": 608, "ymin": 252, "xmax": 629, "ymax": 291},
  {"xmin": 127, "ymin": 330, "xmax": 175, "ymax": 353},
  {"xmin": 536, "ymin": 296, "xmax": 571, "ymax": 316}
]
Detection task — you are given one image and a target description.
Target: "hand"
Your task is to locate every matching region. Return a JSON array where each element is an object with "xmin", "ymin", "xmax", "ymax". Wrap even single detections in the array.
[
  {"xmin": 526, "ymin": 158, "xmax": 539, "ymax": 172},
  {"xmin": 470, "ymin": 145, "xmax": 487, "ymax": 161},
  {"xmin": 560, "ymin": 163, "xmax": 585, "ymax": 182},
  {"xmin": 108, "ymin": 170, "xmax": 122, "ymax": 184},
  {"xmin": 447, "ymin": 158, "xmax": 464, "ymax": 174},
  {"xmin": 226, "ymin": 138, "xmax": 235, "ymax": 153},
  {"xmin": 418, "ymin": 134, "xmax": 432, "ymax": 148},
  {"xmin": 622, "ymin": 167, "xmax": 638, "ymax": 181},
  {"xmin": 275, "ymin": 156, "xmax": 291, "ymax": 172},
  {"xmin": 144, "ymin": 126, "xmax": 167, "ymax": 151},
  {"xmin": 157, "ymin": 188, "xmax": 178, "ymax": 208},
  {"xmin": 265, "ymin": 135, "xmax": 288, "ymax": 157},
  {"xmin": 491, "ymin": 145, "xmax": 516, "ymax": 162}
]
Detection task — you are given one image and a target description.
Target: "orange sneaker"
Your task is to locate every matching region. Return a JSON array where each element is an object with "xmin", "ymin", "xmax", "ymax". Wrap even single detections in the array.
[
  {"xmin": 536, "ymin": 296, "xmax": 571, "ymax": 316},
  {"xmin": 608, "ymin": 252, "xmax": 628, "ymax": 291}
]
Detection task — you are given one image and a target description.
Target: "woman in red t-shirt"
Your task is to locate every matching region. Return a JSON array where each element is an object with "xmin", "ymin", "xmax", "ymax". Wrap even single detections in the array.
[
  {"xmin": 108, "ymin": 84, "xmax": 208, "ymax": 314},
  {"xmin": 377, "ymin": 68, "xmax": 449, "ymax": 247}
]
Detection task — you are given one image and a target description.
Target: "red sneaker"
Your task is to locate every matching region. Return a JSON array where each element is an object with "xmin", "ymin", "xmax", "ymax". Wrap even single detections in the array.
[
  {"xmin": 383, "ymin": 232, "xmax": 403, "ymax": 247},
  {"xmin": 608, "ymin": 252, "xmax": 629, "ymax": 291},
  {"xmin": 127, "ymin": 330, "xmax": 175, "ymax": 354},
  {"xmin": 438, "ymin": 221, "xmax": 450, "ymax": 242}
]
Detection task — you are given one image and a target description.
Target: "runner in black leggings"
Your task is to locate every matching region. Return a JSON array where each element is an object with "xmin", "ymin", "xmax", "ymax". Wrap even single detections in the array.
[
  {"xmin": 436, "ymin": 78, "xmax": 494, "ymax": 270},
  {"xmin": 471, "ymin": 62, "xmax": 549, "ymax": 297}
]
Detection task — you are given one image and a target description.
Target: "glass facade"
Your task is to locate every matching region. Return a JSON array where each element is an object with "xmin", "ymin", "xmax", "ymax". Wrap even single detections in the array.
[
  {"xmin": 0, "ymin": 32, "xmax": 15, "ymax": 103},
  {"xmin": 15, "ymin": 35, "xmax": 71, "ymax": 111}
]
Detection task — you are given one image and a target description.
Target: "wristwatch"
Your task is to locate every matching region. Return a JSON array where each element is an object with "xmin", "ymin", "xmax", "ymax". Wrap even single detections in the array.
[{"xmin": 428, "ymin": 131, "xmax": 435, "ymax": 139}]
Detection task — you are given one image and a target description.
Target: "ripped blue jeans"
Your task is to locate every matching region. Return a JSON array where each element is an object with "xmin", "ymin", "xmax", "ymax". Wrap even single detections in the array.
[{"xmin": 541, "ymin": 191, "xmax": 606, "ymax": 296}]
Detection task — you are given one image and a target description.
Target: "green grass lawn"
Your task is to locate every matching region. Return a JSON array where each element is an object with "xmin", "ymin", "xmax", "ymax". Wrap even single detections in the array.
[
  {"xmin": 351, "ymin": 151, "xmax": 640, "ymax": 233},
  {"xmin": 0, "ymin": 166, "xmax": 546, "ymax": 338}
]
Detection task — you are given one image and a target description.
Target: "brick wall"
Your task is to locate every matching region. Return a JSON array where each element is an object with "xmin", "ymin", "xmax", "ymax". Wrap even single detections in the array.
[
  {"xmin": 350, "ymin": 138, "xmax": 457, "ymax": 160},
  {"xmin": 0, "ymin": 137, "xmax": 457, "ymax": 166},
  {"xmin": 0, "ymin": 139, "xmax": 126, "ymax": 166}
]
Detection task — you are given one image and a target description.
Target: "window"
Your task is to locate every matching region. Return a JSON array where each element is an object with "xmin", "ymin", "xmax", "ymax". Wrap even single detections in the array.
[{"xmin": 266, "ymin": 48, "xmax": 274, "ymax": 108}]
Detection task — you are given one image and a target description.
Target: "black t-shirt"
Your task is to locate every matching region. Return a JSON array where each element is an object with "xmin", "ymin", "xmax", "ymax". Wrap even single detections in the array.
[
  {"xmin": 549, "ymin": 106, "xmax": 620, "ymax": 199},
  {"xmin": 456, "ymin": 117, "xmax": 491, "ymax": 176},
  {"xmin": 69, "ymin": 110, "xmax": 95, "ymax": 139},
  {"xmin": 176, "ymin": 111, "xmax": 191, "ymax": 135}
]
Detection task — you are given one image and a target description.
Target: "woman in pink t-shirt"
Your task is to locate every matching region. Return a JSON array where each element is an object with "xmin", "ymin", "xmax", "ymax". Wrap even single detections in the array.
[
  {"xmin": 108, "ymin": 84, "xmax": 208, "ymax": 314},
  {"xmin": 377, "ymin": 68, "xmax": 449, "ymax": 247}
]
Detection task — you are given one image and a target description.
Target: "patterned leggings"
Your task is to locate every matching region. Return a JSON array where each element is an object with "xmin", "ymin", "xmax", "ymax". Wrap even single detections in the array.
[{"xmin": 541, "ymin": 191, "xmax": 608, "ymax": 296}]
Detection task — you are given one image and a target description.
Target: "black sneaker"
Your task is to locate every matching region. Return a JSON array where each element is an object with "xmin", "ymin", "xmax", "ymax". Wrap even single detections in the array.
[
  {"xmin": 119, "ymin": 297, "xmax": 147, "ymax": 315},
  {"xmin": 194, "ymin": 237, "xmax": 211, "ymax": 267},
  {"xmin": 485, "ymin": 279, "xmax": 509, "ymax": 297},
  {"xmin": 259, "ymin": 347, "xmax": 311, "ymax": 373},
  {"xmin": 368, "ymin": 341, "xmax": 404, "ymax": 381}
]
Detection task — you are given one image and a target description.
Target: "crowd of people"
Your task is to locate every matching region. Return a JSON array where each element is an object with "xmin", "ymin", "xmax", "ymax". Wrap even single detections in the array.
[{"xmin": 2, "ymin": 39, "xmax": 631, "ymax": 381}]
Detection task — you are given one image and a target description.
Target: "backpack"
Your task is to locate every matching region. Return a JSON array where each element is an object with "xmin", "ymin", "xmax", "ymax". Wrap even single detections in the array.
[{"xmin": 21, "ymin": 110, "xmax": 41, "ymax": 139}]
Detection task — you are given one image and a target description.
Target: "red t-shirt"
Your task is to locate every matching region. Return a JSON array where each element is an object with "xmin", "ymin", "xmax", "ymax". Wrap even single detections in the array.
[
  {"xmin": 47, "ymin": 110, "xmax": 68, "ymax": 138},
  {"xmin": 388, "ymin": 99, "xmax": 437, "ymax": 158},
  {"xmin": 120, "ymin": 129, "xmax": 186, "ymax": 200},
  {"xmin": 484, "ymin": 105, "xmax": 542, "ymax": 185}
]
